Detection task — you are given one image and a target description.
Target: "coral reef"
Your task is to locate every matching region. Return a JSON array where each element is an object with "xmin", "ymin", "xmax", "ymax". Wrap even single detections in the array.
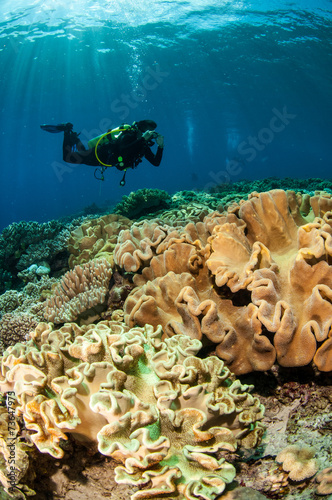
[
  {"xmin": 44, "ymin": 258, "xmax": 113, "ymax": 324},
  {"xmin": 0, "ymin": 321, "xmax": 264, "ymax": 500},
  {"xmin": 155, "ymin": 190, "xmax": 221, "ymax": 224},
  {"xmin": 207, "ymin": 176, "xmax": 332, "ymax": 199},
  {"xmin": 1, "ymin": 185, "xmax": 332, "ymax": 500}
]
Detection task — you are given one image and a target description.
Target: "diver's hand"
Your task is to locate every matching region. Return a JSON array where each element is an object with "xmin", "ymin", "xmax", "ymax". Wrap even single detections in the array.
[
  {"xmin": 156, "ymin": 134, "xmax": 164, "ymax": 148},
  {"xmin": 142, "ymin": 130, "xmax": 155, "ymax": 141}
]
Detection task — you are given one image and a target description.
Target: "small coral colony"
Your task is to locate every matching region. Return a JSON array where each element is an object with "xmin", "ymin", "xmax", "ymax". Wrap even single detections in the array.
[{"xmin": 0, "ymin": 186, "xmax": 332, "ymax": 499}]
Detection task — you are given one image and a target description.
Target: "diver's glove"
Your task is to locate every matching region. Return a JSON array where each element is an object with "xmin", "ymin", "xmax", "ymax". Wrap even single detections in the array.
[
  {"xmin": 142, "ymin": 130, "xmax": 157, "ymax": 141},
  {"xmin": 156, "ymin": 134, "xmax": 164, "ymax": 148}
]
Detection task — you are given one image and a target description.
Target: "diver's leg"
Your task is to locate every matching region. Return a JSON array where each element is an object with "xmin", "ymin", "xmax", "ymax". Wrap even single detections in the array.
[{"xmin": 62, "ymin": 130, "xmax": 100, "ymax": 166}]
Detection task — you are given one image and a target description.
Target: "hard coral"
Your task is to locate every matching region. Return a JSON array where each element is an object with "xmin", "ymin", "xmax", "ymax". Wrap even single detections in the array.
[
  {"xmin": 0, "ymin": 321, "xmax": 265, "ymax": 500},
  {"xmin": 0, "ymin": 291, "xmax": 23, "ymax": 319},
  {"xmin": 0, "ymin": 218, "xmax": 84, "ymax": 294},
  {"xmin": 0, "ymin": 279, "xmax": 58, "ymax": 340},
  {"xmin": 44, "ymin": 258, "xmax": 112, "ymax": 324},
  {"xmin": 0, "ymin": 312, "xmax": 37, "ymax": 352},
  {"xmin": 17, "ymin": 261, "xmax": 51, "ymax": 284}
]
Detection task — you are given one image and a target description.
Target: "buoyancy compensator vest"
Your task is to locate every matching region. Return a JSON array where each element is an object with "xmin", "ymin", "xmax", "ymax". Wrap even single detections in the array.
[
  {"xmin": 91, "ymin": 123, "xmax": 143, "ymax": 186},
  {"xmin": 87, "ymin": 124, "xmax": 133, "ymax": 149}
]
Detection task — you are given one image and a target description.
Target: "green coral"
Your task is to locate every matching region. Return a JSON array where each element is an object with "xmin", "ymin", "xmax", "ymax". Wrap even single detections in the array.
[{"xmin": 114, "ymin": 188, "xmax": 172, "ymax": 218}]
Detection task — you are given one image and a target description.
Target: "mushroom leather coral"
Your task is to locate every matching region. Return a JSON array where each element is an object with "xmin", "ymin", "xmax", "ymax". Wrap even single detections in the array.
[
  {"xmin": 316, "ymin": 467, "xmax": 332, "ymax": 496},
  {"xmin": 276, "ymin": 444, "xmax": 319, "ymax": 481},
  {"xmin": 113, "ymin": 215, "xmax": 226, "ymax": 275},
  {"xmin": 124, "ymin": 189, "xmax": 332, "ymax": 374},
  {"xmin": 114, "ymin": 221, "xmax": 179, "ymax": 273},
  {"xmin": 125, "ymin": 270, "xmax": 277, "ymax": 374},
  {"xmin": 207, "ymin": 189, "xmax": 332, "ymax": 372},
  {"xmin": 0, "ymin": 321, "xmax": 265, "ymax": 500}
]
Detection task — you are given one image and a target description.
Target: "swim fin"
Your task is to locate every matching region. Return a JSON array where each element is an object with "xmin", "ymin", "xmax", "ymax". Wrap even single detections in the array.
[{"xmin": 40, "ymin": 123, "xmax": 73, "ymax": 133}]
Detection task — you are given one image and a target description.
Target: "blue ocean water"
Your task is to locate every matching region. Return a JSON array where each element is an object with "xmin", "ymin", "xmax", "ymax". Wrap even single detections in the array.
[{"xmin": 0, "ymin": 0, "xmax": 331, "ymax": 231}]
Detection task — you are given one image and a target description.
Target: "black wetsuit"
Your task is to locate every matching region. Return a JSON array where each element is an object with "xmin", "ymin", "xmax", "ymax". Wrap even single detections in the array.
[{"xmin": 63, "ymin": 128, "xmax": 163, "ymax": 170}]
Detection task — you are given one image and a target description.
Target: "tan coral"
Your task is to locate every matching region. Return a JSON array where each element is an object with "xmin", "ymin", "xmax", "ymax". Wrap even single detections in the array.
[
  {"xmin": 133, "ymin": 240, "xmax": 210, "ymax": 288},
  {"xmin": 205, "ymin": 189, "xmax": 332, "ymax": 372},
  {"xmin": 44, "ymin": 258, "xmax": 112, "ymax": 324},
  {"xmin": 125, "ymin": 271, "xmax": 209, "ymax": 339},
  {"xmin": 316, "ymin": 467, "xmax": 332, "ymax": 496},
  {"xmin": 122, "ymin": 209, "xmax": 277, "ymax": 374},
  {"xmin": 114, "ymin": 221, "xmax": 180, "ymax": 272},
  {"xmin": 309, "ymin": 191, "xmax": 332, "ymax": 217},
  {"xmin": 0, "ymin": 321, "xmax": 265, "ymax": 500},
  {"xmin": 68, "ymin": 213, "xmax": 132, "ymax": 267},
  {"xmin": 115, "ymin": 212, "xmax": 236, "ymax": 277},
  {"xmin": 248, "ymin": 214, "xmax": 332, "ymax": 370},
  {"xmin": 114, "ymin": 216, "xmax": 219, "ymax": 276},
  {"xmin": 276, "ymin": 444, "xmax": 319, "ymax": 481},
  {"xmin": 125, "ymin": 271, "xmax": 277, "ymax": 374},
  {"xmin": 238, "ymin": 190, "xmax": 302, "ymax": 249},
  {"xmin": 207, "ymin": 221, "xmax": 273, "ymax": 292},
  {"xmin": 122, "ymin": 189, "xmax": 332, "ymax": 374},
  {"xmin": 123, "ymin": 207, "xmax": 278, "ymax": 374}
]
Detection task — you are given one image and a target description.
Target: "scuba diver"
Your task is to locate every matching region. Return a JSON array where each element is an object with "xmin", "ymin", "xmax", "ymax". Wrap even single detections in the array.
[{"xmin": 40, "ymin": 119, "xmax": 164, "ymax": 185}]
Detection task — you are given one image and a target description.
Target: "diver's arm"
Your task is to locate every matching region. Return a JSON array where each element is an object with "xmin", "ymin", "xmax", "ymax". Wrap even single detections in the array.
[
  {"xmin": 144, "ymin": 145, "xmax": 164, "ymax": 166},
  {"xmin": 143, "ymin": 134, "xmax": 164, "ymax": 166}
]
